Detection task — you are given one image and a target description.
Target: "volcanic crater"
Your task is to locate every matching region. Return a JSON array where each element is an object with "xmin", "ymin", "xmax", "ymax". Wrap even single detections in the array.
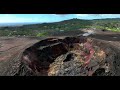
[{"xmin": 15, "ymin": 36, "xmax": 120, "ymax": 76}]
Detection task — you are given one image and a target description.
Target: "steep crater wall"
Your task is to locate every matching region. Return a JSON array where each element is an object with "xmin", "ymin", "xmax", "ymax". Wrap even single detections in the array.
[{"xmin": 15, "ymin": 36, "xmax": 120, "ymax": 76}]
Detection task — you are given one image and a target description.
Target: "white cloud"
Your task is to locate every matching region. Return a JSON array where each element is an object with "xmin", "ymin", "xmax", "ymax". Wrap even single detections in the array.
[
  {"xmin": 0, "ymin": 14, "xmax": 38, "ymax": 23},
  {"xmin": 75, "ymin": 14, "xmax": 120, "ymax": 19},
  {"xmin": 0, "ymin": 14, "xmax": 120, "ymax": 23},
  {"xmin": 76, "ymin": 14, "xmax": 89, "ymax": 17},
  {"xmin": 100, "ymin": 14, "xmax": 120, "ymax": 18}
]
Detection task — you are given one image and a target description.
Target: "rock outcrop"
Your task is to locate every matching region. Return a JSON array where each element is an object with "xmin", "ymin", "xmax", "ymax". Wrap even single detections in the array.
[{"xmin": 15, "ymin": 36, "xmax": 120, "ymax": 76}]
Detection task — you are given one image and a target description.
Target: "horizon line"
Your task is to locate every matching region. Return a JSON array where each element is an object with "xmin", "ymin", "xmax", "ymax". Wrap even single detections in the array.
[{"xmin": 0, "ymin": 17, "xmax": 120, "ymax": 23}]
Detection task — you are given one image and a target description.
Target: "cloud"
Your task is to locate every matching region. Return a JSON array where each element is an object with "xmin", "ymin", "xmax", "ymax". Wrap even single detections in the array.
[
  {"xmin": 0, "ymin": 14, "xmax": 38, "ymax": 23},
  {"xmin": 0, "ymin": 14, "xmax": 120, "ymax": 23},
  {"xmin": 76, "ymin": 14, "xmax": 89, "ymax": 17},
  {"xmin": 76, "ymin": 14, "xmax": 102, "ymax": 17},
  {"xmin": 100, "ymin": 14, "xmax": 120, "ymax": 18},
  {"xmin": 53, "ymin": 14, "xmax": 69, "ymax": 17},
  {"xmin": 75, "ymin": 14, "xmax": 120, "ymax": 19},
  {"xmin": 54, "ymin": 14, "xmax": 68, "ymax": 16}
]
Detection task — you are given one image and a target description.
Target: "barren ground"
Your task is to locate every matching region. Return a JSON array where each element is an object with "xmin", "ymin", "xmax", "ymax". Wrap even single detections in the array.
[{"xmin": 0, "ymin": 29, "xmax": 120, "ymax": 76}]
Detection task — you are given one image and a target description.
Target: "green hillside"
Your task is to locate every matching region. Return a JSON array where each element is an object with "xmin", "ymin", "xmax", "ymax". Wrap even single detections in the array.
[
  {"xmin": 92, "ymin": 18, "xmax": 120, "ymax": 31},
  {"xmin": 0, "ymin": 18, "xmax": 120, "ymax": 36}
]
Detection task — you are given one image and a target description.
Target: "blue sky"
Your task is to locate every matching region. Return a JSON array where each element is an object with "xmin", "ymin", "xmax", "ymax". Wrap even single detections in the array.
[{"xmin": 0, "ymin": 14, "xmax": 120, "ymax": 23}]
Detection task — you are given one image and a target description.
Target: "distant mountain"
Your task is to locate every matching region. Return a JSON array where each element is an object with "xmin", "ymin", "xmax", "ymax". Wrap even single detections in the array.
[
  {"xmin": 0, "ymin": 18, "xmax": 120, "ymax": 36},
  {"xmin": 0, "ymin": 18, "xmax": 120, "ymax": 27},
  {"xmin": 93, "ymin": 18, "xmax": 120, "ymax": 21},
  {"xmin": 0, "ymin": 22, "xmax": 42, "ymax": 27}
]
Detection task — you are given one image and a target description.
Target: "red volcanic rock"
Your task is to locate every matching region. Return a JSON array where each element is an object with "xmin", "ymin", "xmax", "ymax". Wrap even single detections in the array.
[{"xmin": 15, "ymin": 36, "xmax": 120, "ymax": 76}]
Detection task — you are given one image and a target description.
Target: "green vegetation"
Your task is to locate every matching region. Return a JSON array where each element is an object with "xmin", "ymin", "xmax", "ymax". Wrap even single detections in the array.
[
  {"xmin": 0, "ymin": 18, "xmax": 120, "ymax": 36},
  {"xmin": 36, "ymin": 32, "xmax": 48, "ymax": 37},
  {"xmin": 92, "ymin": 18, "xmax": 120, "ymax": 32}
]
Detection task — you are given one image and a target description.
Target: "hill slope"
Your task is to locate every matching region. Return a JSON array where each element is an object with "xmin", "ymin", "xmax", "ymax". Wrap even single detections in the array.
[{"xmin": 0, "ymin": 18, "xmax": 120, "ymax": 36}]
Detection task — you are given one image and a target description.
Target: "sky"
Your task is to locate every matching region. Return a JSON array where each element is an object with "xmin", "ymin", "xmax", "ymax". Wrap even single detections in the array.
[{"xmin": 0, "ymin": 14, "xmax": 120, "ymax": 23}]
